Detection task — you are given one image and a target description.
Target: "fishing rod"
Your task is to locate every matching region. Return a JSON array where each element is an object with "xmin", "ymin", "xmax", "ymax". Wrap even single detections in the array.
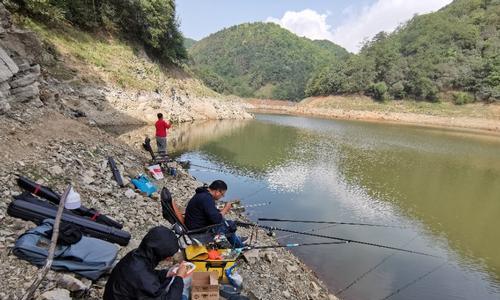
[
  {"xmin": 236, "ymin": 221, "xmax": 442, "ymax": 259},
  {"xmin": 258, "ymin": 218, "xmax": 406, "ymax": 229},
  {"xmin": 233, "ymin": 202, "xmax": 271, "ymax": 209},
  {"xmin": 179, "ymin": 161, "xmax": 228, "ymax": 173},
  {"xmin": 244, "ymin": 241, "xmax": 348, "ymax": 250}
]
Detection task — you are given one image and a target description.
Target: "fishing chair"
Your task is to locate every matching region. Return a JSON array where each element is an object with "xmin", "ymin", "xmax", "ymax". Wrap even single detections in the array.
[
  {"xmin": 160, "ymin": 187, "xmax": 217, "ymax": 247},
  {"xmin": 143, "ymin": 137, "xmax": 171, "ymax": 166}
]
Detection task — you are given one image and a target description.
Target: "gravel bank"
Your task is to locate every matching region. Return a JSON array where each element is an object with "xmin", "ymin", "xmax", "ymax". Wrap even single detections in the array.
[{"xmin": 0, "ymin": 108, "xmax": 337, "ymax": 300}]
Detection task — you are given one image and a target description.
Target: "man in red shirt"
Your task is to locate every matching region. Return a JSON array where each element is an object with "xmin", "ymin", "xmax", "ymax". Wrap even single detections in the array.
[{"xmin": 155, "ymin": 113, "xmax": 171, "ymax": 154}]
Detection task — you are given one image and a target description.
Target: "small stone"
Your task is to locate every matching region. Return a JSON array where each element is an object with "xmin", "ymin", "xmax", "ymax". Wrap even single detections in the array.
[
  {"xmin": 283, "ymin": 290, "xmax": 291, "ymax": 298},
  {"xmin": 243, "ymin": 249, "xmax": 260, "ymax": 264},
  {"xmin": 84, "ymin": 170, "xmax": 96, "ymax": 178},
  {"xmin": 39, "ymin": 288, "xmax": 71, "ymax": 300},
  {"xmin": 286, "ymin": 264, "xmax": 298, "ymax": 273},
  {"xmin": 80, "ymin": 278, "xmax": 92, "ymax": 289},
  {"xmin": 263, "ymin": 251, "xmax": 277, "ymax": 263},
  {"xmin": 150, "ymin": 192, "xmax": 160, "ymax": 201},
  {"xmin": 124, "ymin": 189, "xmax": 136, "ymax": 199},
  {"xmin": 48, "ymin": 165, "xmax": 63, "ymax": 176},
  {"xmin": 57, "ymin": 274, "xmax": 88, "ymax": 292},
  {"xmin": 81, "ymin": 175, "xmax": 94, "ymax": 185}
]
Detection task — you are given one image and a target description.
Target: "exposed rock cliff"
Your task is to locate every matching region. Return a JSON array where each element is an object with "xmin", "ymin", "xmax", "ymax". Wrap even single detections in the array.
[{"xmin": 0, "ymin": 3, "xmax": 43, "ymax": 114}]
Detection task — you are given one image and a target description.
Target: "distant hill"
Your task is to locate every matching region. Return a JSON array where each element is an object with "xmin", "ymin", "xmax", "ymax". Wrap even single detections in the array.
[
  {"xmin": 184, "ymin": 37, "xmax": 197, "ymax": 49},
  {"xmin": 306, "ymin": 0, "xmax": 500, "ymax": 103},
  {"xmin": 189, "ymin": 22, "xmax": 348, "ymax": 100},
  {"xmin": 312, "ymin": 40, "xmax": 350, "ymax": 59}
]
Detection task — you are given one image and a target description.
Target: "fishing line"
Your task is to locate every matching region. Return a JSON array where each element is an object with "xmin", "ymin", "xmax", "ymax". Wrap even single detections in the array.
[
  {"xmin": 276, "ymin": 223, "xmax": 338, "ymax": 240},
  {"xmin": 236, "ymin": 222, "xmax": 443, "ymax": 259},
  {"xmin": 258, "ymin": 218, "xmax": 407, "ymax": 228},
  {"xmin": 378, "ymin": 261, "xmax": 448, "ymax": 300},
  {"xmin": 337, "ymin": 235, "xmax": 419, "ymax": 295},
  {"xmin": 240, "ymin": 185, "xmax": 268, "ymax": 200}
]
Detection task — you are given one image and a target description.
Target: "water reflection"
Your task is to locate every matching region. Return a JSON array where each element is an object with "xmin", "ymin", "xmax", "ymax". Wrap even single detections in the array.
[{"xmin": 101, "ymin": 119, "xmax": 253, "ymax": 155}]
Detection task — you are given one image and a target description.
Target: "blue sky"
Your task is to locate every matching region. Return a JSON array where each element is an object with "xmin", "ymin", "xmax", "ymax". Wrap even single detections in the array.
[{"xmin": 177, "ymin": 0, "xmax": 453, "ymax": 53}]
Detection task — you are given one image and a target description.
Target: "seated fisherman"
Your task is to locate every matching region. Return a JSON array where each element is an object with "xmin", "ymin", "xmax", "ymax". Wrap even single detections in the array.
[
  {"xmin": 104, "ymin": 226, "xmax": 188, "ymax": 300},
  {"xmin": 184, "ymin": 180, "xmax": 245, "ymax": 248}
]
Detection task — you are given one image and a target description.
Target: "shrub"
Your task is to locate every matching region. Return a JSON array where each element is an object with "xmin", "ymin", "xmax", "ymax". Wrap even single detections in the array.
[
  {"xmin": 389, "ymin": 81, "xmax": 406, "ymax": 99},
  {"xmin": 368, "ymin": 82, "xmax": 388, "ymax": 101},
  {"xmin": 452, "ymin": 91, "xmax": 474, "ymax": 105}
]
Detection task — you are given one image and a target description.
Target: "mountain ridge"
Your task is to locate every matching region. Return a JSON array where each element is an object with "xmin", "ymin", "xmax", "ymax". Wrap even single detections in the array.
[{"xmin": 188, "ymin": 22, "xmax": 349, "ymax": 101}]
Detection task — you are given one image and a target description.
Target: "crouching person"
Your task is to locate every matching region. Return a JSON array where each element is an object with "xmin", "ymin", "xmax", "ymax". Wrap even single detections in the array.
[{"xmin": 104, "ymin": 226, "xmax": 188, "ymax": 300}]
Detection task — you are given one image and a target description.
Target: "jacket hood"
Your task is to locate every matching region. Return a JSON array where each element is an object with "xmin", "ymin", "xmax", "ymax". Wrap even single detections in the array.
[
  {"xmin": 136, "ymin": 226, "xmax": 179, "ymax": 267},
  {"xmin": 195, "ymin": 186, "xmax": 209, "ymax": 194}
]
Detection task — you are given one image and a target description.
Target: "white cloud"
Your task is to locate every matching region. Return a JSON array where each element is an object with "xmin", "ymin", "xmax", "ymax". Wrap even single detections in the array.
[
  {"xmin": 331, "ymin": 0, "xmax": 453, "ymax": 53},
  {"xmin": 266, "ymin": 9, "xmax": 333, "ymax": 41},
  {"xmin": 266, "ymin": 0, "xmax": 453, "ymax": 53}
]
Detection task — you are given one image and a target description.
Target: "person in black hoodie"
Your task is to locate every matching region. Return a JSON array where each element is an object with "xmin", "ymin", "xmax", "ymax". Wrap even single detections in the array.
[
  {"xmin": 184, "ymin": 180, "xmax": 245, "ymax": 248},
  {"xmin": 103, "ymin": 226, "xmax": 187, "ymax": 300}
]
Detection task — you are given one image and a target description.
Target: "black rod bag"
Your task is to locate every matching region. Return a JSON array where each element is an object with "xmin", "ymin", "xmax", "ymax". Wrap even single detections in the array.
[
  {"xmin": 108, "ymin": 157, "xmax": 124, "ymax": 187},
  {"xmin": 7, "ymin": 198, "xmax": 130, "ymax": 246},
  {"xmin": 17, "ymin": 176, "xmax": 123, "ymax": 229}
]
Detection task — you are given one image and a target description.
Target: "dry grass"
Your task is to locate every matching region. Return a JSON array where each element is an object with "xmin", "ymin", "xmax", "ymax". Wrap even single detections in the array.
[
  {"xmin": 20, "ymin": 18, "xmax": 217, "ymax": 97},
  {"xmin": 300, "ymin": 95, "xmax": 500, "ymax": 120}
]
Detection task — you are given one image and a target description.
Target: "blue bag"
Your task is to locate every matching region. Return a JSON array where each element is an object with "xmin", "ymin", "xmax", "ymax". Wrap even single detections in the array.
[{"xmin": 131, "ymin": 174, "xmax": 157, "ymax": 196}]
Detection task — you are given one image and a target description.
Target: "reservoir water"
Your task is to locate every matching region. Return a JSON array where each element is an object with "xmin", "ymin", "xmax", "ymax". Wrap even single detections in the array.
[{"xmin": 109, "ymin": 114, "xmax": 500, "ymax": 300}]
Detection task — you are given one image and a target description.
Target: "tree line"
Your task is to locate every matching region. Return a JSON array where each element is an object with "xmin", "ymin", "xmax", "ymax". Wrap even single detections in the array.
[{"xmin": 306, "ymin": 0, "xmax": 500, "ymax": 103}]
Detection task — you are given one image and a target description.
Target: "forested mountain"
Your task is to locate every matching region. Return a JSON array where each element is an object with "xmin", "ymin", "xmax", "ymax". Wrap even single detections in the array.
[
  {"xmin": 312, "ymin": 40, "xmax": 350, "ymax": 60},
  {"xmin": 5, "ymin": 0, "xmax": 187, "ymax": 65},
  {"xmin": 184, "ymin": 37, "xmax": 197, "ymax": 49},
  {"xmin": 306, "ymin": 0, "xmax": 500, "ymax": 103},
  {"xmin": 188, "ymin": 22, "xmax": 349, "ymax": 100}
]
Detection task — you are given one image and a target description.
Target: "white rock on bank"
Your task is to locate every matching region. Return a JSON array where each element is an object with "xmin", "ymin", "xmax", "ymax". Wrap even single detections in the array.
[
  {"xmin": 39, "ymin": 288, "xmax": 71, "ymax": 300},
  {"xmin": 124, "ymin": 189, "xmax": 136, "ymax": 199},
  {"xmin": 57, "ymin": 274, "xmax": 89, "ymax": 292},
  {"xmin": 48, "ymin": 165, "xmax": 63, "ymax": 176}
]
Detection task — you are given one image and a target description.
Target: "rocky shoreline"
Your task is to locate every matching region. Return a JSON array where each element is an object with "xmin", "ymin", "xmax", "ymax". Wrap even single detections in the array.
[{"xmin": 0, "ymin": 107, "xmax": 336, "ymax": 300}]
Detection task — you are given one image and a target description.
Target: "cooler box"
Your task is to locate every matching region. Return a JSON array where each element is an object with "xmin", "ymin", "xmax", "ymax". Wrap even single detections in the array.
[{"xmin": 185, "ymin": 245, "xmax": 238, "ymax": 283}]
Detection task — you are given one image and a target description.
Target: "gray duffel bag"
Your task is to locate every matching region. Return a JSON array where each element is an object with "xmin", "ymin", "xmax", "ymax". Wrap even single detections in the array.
[{"xmin": 13, "ymin": 219, "xmax": 118, "ymax": 280}]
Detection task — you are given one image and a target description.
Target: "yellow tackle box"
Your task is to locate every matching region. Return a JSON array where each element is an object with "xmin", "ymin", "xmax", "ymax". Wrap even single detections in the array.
[{"xmin": 184, "ymin": 245, "xmax": 239, "ymax": 283}]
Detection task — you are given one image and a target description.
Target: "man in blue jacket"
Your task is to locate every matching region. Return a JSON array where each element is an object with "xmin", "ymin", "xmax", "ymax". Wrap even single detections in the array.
[
  {"xmin": 103, "ymin": 226, "xmax": 188, "ymax": 300},
  {"xmin": 184, "ymin": 180, "xmax": 245, "ymax": 248}
]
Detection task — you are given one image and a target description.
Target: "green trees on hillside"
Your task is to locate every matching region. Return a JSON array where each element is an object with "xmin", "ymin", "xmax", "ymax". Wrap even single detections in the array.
[
  {"xmin": 6, "ymin": 0, "xmax": 187, "ymax": 65},
  {"xmin": 307, "ymin": 0, "xmax": 500, "ymax": 102},
  {"xmin": 189, "ymin": 22, "xmax": 349, "ymax": 101}
]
